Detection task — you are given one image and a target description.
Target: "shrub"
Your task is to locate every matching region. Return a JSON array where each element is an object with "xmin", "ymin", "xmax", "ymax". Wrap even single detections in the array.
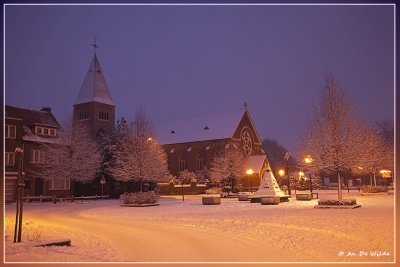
[
  {"xmin": 361, "ymin": 186, "xmax": 388, "ymax": 193},
  {"xmin": 120, "ymin": 191, "xmax": 159, "ymax": 204},
  {"xmin": 318, "ymin": 199, "xmax": 357, "ymax": 206},
  {"xmin": 205, "ymin": 187, "xmax": 221, "ymax": 194}
]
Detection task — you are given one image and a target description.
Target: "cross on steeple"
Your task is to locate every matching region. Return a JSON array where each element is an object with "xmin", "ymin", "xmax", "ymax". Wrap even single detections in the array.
[{"xmin": 91, "ymin": 36, "xmax": 98, "ymax": 54}]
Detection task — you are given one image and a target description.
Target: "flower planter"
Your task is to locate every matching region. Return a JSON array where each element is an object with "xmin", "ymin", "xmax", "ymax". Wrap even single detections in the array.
[
  {"xmin": 202, "ymin": 196, "xmax": 221, "ymax": 205},
  {"xmin": 260, "ymin": 196, "xmax": 280, "ymax": 205},
  {"xmin": 296, "ymin": 193, "xmax": 312, "ymax": 201}
]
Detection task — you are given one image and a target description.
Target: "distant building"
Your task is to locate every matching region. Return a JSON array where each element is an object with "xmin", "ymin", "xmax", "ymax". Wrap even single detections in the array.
[
  {"xmin": 153, "ymin": 107, "xmax": 269, "ymax": 189},
  {"xmin": 4, "ymin": 105, "xmax": 65, "ymax": 202}
]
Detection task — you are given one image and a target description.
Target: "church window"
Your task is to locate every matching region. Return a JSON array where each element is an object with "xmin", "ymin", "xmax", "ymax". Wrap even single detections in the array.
[
  {"xmin": 78, "ymin": 110, "xmax": 89, "ymax": 121},
  {"xmin": 196, "ymin": 152, "xmax": 204, "ymax": 171},
  {"xmin": 179, "ymin": 153, "xmax": 186, "ymax": 171},
  {"xmin": 99, "ymin": 110, "xmax": 109, "ymax": 121}
]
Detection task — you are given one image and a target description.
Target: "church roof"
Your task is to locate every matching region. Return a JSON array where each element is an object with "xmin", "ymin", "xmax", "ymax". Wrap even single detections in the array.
[
  {"xmin": 75, "ymin": 54, "xmax": 115, "ymax": 106},
  {"xmin": 153, "ymin": 109, "xmax": 245, "ymax": 145}
]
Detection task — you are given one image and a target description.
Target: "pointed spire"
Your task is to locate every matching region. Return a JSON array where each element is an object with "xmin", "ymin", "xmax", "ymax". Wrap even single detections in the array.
[{"xmin": 74, "ymin": 53, "xmax": 115, "ymax": 106}]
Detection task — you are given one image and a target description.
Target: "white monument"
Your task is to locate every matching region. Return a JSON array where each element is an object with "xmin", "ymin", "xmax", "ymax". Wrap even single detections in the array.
[{"xmin": 249, "ymin": 164, "xmax": 289, "ymax": 202}]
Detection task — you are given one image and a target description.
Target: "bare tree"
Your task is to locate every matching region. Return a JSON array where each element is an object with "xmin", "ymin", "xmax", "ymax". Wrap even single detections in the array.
[
  {"xmin": 110, "ymin": 108, "xmax": 168, "ymax": 192},
  {"xmin": 35, "ymin": 116, "xmax": 101, "ymax": 184},
  {"xmin": 356, "ymin": 124, "xmax": 392, "ymax": 186},
  {"xmin": 300, "ymin": 72, "xmax": 364, "ymax": 199},
  {"xmin": 209, "ymin": 144, "xmax": 246, "ymax": 194}
]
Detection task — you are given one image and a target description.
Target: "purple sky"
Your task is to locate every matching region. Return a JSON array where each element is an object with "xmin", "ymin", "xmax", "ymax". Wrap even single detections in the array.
[{"xmin": 5, "ymin": 4, "xmax": 394, "ymax": 152}]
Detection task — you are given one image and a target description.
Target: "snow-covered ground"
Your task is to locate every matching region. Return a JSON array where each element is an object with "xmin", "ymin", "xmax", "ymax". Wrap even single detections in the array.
[{"xmin": 4, "ymin": 190, "xmax": 395, "ymax": 263}]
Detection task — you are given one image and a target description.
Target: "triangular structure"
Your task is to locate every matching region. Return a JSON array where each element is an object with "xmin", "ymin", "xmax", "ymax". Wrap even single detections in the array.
[
  {"xmin": 75, "ymin": 54, "xmax": 115, "ymax": 106},
  {"xmin": 249, "ymin": 163, "xmax": 288, "ymax": 199}
]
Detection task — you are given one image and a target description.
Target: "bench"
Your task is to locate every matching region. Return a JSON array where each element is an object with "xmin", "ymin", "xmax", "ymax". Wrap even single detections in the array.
[
  {"xmin": 260, "ymin": 196, "xmax": 280, "ymax": 205},
  {"xmin": 202, "ymin": 196, "xmax": 221, "ymax": 205}
]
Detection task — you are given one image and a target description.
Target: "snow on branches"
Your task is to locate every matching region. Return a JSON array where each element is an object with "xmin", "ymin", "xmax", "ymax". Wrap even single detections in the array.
[
  {"xmin": 34, "ymin": 116, "xmax": 101, "ymax": 184},
  {"xmin": 209, "ymin": 144, "xmax": 246, "ymax": 193},
  {"xmin": 110, "ymin": 108, "xmax": 168, "ymax": 191}
]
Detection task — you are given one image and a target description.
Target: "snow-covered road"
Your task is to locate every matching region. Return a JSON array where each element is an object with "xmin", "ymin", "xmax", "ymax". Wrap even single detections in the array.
[{"xmin": 4, "ymin": 191, "xmax": 395, "ymax": 263}]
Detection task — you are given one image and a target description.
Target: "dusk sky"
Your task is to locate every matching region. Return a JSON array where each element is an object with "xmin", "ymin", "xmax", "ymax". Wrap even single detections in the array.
[{"xmin": 5, "ymin": 4, "xmax": 394, "ymax": 153}]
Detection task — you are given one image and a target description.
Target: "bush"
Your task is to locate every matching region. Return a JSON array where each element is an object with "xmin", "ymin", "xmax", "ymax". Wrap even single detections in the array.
[
  {"xmin": 361, "ymin": 186, "xmax": 389, "ymax": 193},
  {"xmin": 120, "ymin": 191, "xmax": 159, "ymax": 204},
  {"xmin": 205, "ymin": 187, "xmax": 221, "ymax": 194},
  {"xmin": 318, "ymin": 199, "xmax": 357, "ymax": 206}
]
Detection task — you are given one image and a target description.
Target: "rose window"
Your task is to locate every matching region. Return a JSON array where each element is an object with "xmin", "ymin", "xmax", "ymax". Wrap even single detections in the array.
[{"xmin": 241, "ymin": 130, "xmax": 253, "ymax": 156}]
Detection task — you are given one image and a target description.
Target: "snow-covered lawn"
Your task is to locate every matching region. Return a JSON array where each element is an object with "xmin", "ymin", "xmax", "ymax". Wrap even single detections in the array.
[{"xmin": 4, "ymin": 190, "xmax": 395, "ymax": 263}]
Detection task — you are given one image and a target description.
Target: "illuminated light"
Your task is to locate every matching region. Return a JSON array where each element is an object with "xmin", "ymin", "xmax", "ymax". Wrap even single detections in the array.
[
  {"xmin": 298, "ymin": 171, "xmax": 305, "ymax": 177},
  {"xmin": 278, "ymin": 169, "xmax": 285, "ymax": 176},
  {"xmin": 148, "ymin": 137, "xmax": 153, "ymax": 141},
  {"xmin": 304, "ymin": 155, "xmax": 313, "ymax": 164},
  {"xmin": 246, "ymin": 169, "xmax": 254, "ymax": 175},
  {"xmin": 357, "ymin": 166, "xmax": 363, "ymax": 170}
]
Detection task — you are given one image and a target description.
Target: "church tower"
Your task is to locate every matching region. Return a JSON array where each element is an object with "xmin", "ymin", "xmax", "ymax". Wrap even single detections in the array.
[{"xmin": 73, "ymin": 48, "xmax": 115, "ymax": 138}]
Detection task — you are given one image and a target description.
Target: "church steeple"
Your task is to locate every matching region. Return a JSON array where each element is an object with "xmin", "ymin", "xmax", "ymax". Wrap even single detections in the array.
[
  {"xmin": 75, "ymin": 54, "xmax": 115, "ymax": 106},
  {"xmin": 73, "ymin": 42, "xmax": 115, "ymax": 137}
]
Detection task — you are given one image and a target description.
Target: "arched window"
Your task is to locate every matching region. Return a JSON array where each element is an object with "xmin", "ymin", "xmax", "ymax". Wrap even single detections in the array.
[
  {"xmin": 179, "ymin": 153, "xmax": 186, "ymax": 171},
  {"xmin": 196, "ymin": 151, "xmax": 204, "ymax": 171}
]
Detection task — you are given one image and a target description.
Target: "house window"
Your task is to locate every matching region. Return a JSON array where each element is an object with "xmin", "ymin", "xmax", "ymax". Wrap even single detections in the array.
[
  {"xmin": 31, "ymin": 149, "xmax": 45, "ymax": 163},
  {"xmin": 36, "ymin": 126, "xmax": 57, "ymax": 136},
  {"xmin": 5, "ymin": 152, "xmax": 15, "ymax": 166},
  {"xmin": 179, "ymin": 153, "xmax": 186, "ymax": 171},
  {"xmin": 50, "ymin": 178, "xmax": 70, "ymax": 190},
  {"xmin": 99, "ymin": 110, "xmax": 109, "ymax": 121},
  {"xmin": 196, "ymin": 152, "xmax": 204, "ymax": 171},
  {"xmin": 5, "ymin": 125, "xmax": 16, "ymax": 139},
  {"xmin": 77, "ymin": 110, "xmax": 89, "ymax": 121}
]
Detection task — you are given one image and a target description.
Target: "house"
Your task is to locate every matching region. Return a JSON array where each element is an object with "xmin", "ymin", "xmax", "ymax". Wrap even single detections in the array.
[{"xmin": 4, "ymin": 105, "xmax": 67, "ymax": 202}]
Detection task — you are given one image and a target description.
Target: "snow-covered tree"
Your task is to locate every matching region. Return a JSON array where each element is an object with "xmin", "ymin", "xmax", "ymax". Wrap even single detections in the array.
[
  {"xmin": 35, "ymin": 116, "xmax": 101, "ymax": 184},
  {"xmin": 178, "ymin": 170, "xmax": 197, "ymax": 184},
  {"xmin": 356, "ymin": 124, "xmax": 390, "ymax": 186},
  {"xmin": 299, "ymin": 72, "xmax": 364, "ymax": 199},
  {"xmin": 209, "ymin": 144, "xmax": 246, "ymax": 194},
  {"xmin": 110, "ymin": 108, "xmax": 168, "ymax": 192}
]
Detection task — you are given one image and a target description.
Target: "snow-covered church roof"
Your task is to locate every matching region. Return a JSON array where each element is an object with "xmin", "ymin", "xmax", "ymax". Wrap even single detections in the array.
[
  {"xmin": 75, "ymin": 54, "xmax": 115, "ymax": 106},
  {"xmin": 153, "ymin": 109, "xmax": 245, "ymax": 145}
]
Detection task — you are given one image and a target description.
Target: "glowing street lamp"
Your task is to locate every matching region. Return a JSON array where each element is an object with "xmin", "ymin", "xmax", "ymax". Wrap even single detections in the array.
[
  {"xmin": 304, "ymin": 155, "xmax": 314, "ymax": 197},
  {"xmin": 246, "ymin": 169, "xmax": 254, "ymax": 193},
  {"xmin": 278, "ymin": 169, "xmax": 285, "ymax": 177}
]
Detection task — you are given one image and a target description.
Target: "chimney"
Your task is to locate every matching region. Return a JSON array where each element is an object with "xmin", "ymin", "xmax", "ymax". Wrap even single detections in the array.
[{"xmin": 41, "ymin": 106, "xmax": 52, "ymax": 113}]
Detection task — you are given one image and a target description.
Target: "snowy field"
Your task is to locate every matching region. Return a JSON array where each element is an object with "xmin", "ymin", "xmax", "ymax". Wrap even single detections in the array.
[{"xmin": 4, "ymin": 190, "xmax": 395, "ymax": 263}]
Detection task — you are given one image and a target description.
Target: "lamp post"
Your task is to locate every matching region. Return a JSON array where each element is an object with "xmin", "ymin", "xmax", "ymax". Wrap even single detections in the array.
[
  {"xmin": 13, "ymin": 147, "xmax": 24, "ymax": 243},
  {"xmin": 297, "ymin": 171, "xmax": 304, "ymax": 195},
  {"xmin": 304, "ymin": 156, "xmax": 313, "ymax": 198},
  {"xmin": 278, "ymin": 169, "xmax": 286, "ymax": 194},
  {"xmin": 284, "ymin": 152, "xmax": 291, "ymax": 195},
  {"xmin": 246, "ymin": 169, "xmax": 254, "ymax": 193},
  {"xmin": 100, "ymin": 175, "xmax": 106, "ymax": 199}
]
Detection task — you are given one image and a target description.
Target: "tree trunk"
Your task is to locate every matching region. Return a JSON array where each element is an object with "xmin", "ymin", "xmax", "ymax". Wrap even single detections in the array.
[
  {"xmin": 373, "ymin": 171, "xmax": 377, "ymax": 187},
  {"xmin": 337, "ymin": 171, "xmax": 342, "ymax": 200},
  {"xmin": 140, "ymin": 178, "xmax": 143, "ymax": 192}
]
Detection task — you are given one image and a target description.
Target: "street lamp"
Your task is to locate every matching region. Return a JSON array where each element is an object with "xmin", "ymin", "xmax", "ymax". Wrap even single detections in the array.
[
  {"xmin": 246, "ymin": 169, "xmax": 254, "ymax": 193},
  {"xmin": 278, "ymin": 169, "xmax": 285, "ymax": 177},
  {"xmin": 304, "ymin": 155, "xmax": 313, "ymax": 198},
  {"xmin": 100, "ymin": 175, "xmax": 106, "ymax": 199},
  {"xmin": 297, "ymin": 171, "xmax": 304, "ymax": 195},
  {"xmin": 14, "ymin": 147, "xmax": 24, "ymax": 243},
  {"xmin": 284, "ymin": 152, "xmax": 291, "ymax": 195}
]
